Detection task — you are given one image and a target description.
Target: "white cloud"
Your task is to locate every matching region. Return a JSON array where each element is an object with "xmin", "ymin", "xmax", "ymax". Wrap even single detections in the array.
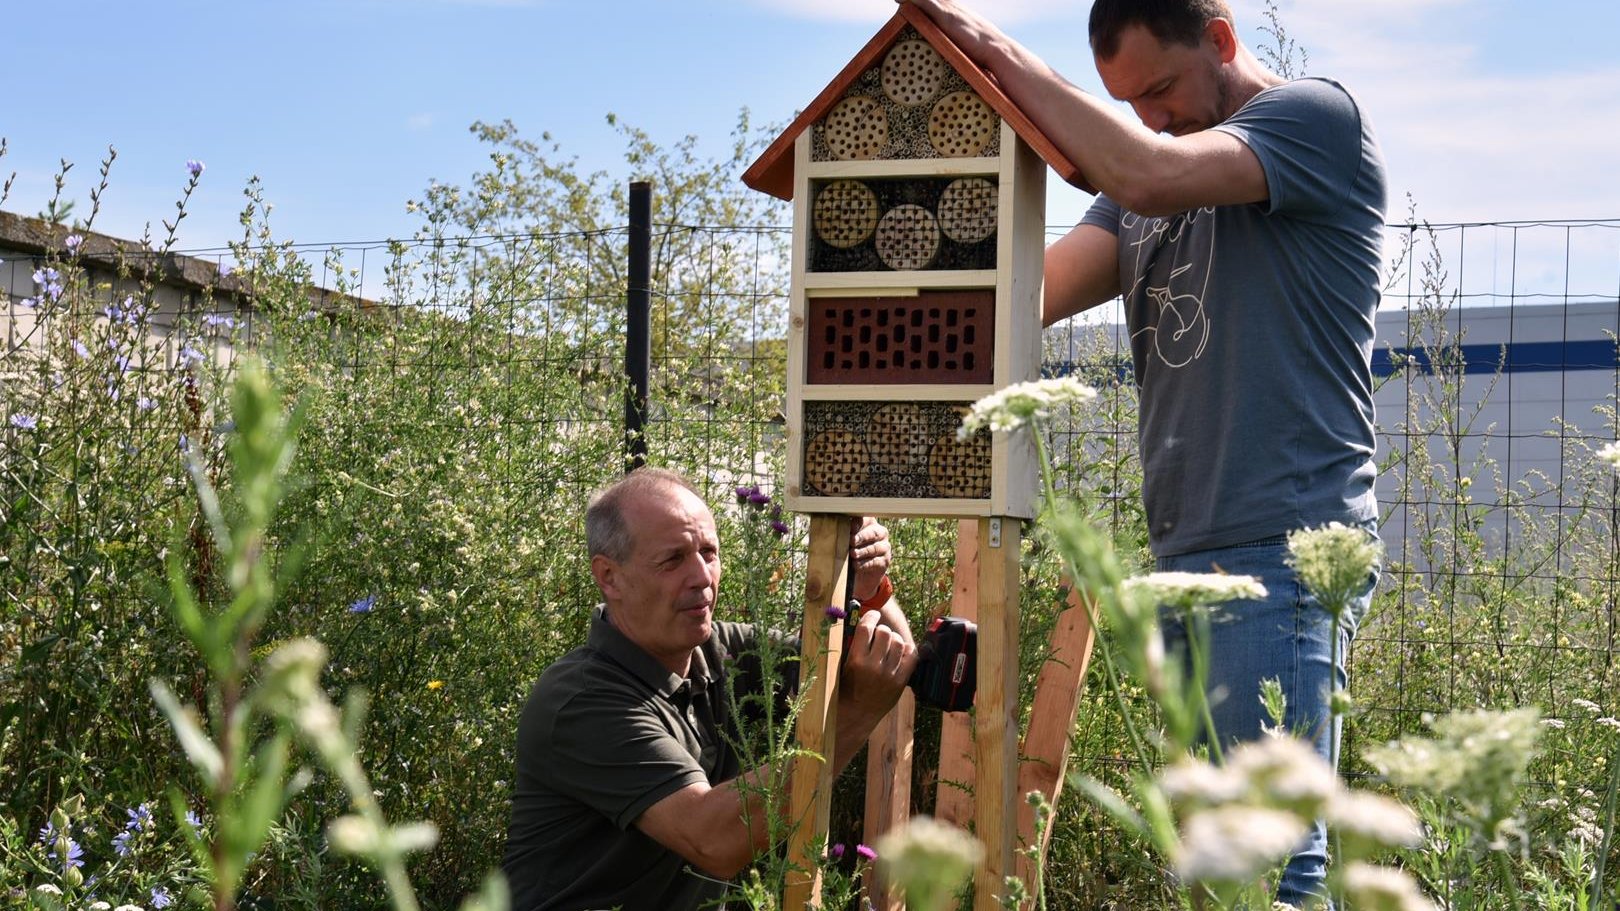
[
  {"xmin": 1223, "ymin": 0, "xmax": 1620, "ymax": 223},
  {"xmin": 745, "ymin": 0, "xmax": 1081, "ymax": 26}
]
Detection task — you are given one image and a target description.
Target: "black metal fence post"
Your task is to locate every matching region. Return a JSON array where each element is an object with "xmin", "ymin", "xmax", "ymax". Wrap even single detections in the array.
[{"xmin": 625, "ymin": 180, "xmax": 651, "ymax": 472}]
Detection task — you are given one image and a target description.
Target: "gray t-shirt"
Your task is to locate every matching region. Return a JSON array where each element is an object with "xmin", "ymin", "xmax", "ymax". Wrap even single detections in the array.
[
  {"xmin": 502, "ymin": 607, "xmax": 795, "ymax": 911},
  {"xmin": 1080, "ymin": 76, "xmax": 1386, "ymax": 556}
]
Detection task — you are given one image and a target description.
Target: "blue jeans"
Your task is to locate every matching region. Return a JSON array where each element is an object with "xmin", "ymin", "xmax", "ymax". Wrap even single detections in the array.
[{"xmin": 1157, "ymin": 522, "xmax": 1377, "ymax": 909}]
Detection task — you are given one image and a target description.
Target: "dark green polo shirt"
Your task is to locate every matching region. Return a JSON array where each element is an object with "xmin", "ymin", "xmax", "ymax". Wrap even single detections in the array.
[{"xmin": 502, "ymin": 606, "xmax": 795, "ymax": 911}]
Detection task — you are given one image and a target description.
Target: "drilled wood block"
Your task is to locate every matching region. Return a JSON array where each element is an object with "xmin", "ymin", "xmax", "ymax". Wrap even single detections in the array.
[
  {"xmin": 880, "ymin": 39, "xmax": 947, "ymax": 107},
  {"xmin": 937, "ymin": 178, "xmax": 998, "ymax": 243},
  {"xmin": 928, "ymin": 91, "xmax": 997, "ymax": 158},
  {"xmin": 813, "ymin": 179, "xmax": 881, "ymax": 249},
  {"xmin": 875, "ymin": 204, "xmax": 941, "ymax": 271},
  {"xmin": 820, "ymin": 95, "xmax": 889, "ymax": 161}
]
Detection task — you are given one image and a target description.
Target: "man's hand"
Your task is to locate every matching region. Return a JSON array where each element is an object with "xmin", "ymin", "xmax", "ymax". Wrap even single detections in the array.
[
  {"xmin": 897, "ymin": 0, "xmax": 1006, "ymax": 67},
  {"xmin": 849, "ymin": 516, "xmax": 892, "ymax": 602},
  {"xmin": 842, "ymin": 606, "xmax": 917, "ymax": 706}
]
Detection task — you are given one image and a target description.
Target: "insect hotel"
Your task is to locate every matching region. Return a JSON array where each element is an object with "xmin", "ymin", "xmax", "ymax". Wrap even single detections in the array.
[{"xmin": 742, "ymin": 6, "xmax": 1096, "ymax": 909}]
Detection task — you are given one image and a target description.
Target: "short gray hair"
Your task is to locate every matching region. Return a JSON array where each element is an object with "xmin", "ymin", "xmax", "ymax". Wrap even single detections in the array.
[{"xmin": 585, "ymin": 468, "xmax": 700, "ymax": 562}]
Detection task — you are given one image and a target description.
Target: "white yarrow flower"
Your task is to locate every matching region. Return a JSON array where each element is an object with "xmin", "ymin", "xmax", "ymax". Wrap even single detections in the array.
[
  {"xmin": 34, "ymin": 884, "xmax": 63, "ymax": 896},
  {"xmin": 876, "ymin": 816, "xmax": 984, "ymax": 911},
  {"xmin": 1340, "ymin": 861, "xmax": 1437, "ymax": 911},
  {"xmin": 1598, "ymin": 440, "xmax": 1620, "ymax": 470},
  {"xmin": 1175, "ymin": 805, "xmax": 1308, "ymax": 884},
  {"xmin": 1228, "ymin": 736, "xmax": 1340, "ymax": 815},
  {"xmin": 1326, "ymin": 790, "xmax": 1424, "ymax": 849},
  {"xmin": 1572, "ymin": 698, "xmax": 1602, "ymax": 714},
  {"xmin": 959, "ymin": 377, "xmax": 1097, "ymax": 440},
  {"xmin": 1287, "ymin": 521, "xmax": 1381, "ymax": 613},
  {"xmin": 1124, "ymin": 571, "xmax": 1267, "ymax": 610},
  {"xmin": 1158, "ymin": 758, "xmax": 1249, "ymax": 807}
]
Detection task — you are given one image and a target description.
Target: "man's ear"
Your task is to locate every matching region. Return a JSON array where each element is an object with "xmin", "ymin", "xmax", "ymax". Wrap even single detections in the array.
[
  {"xmin": 591, "ymin": 554, "xmax": 621, "ymax": 601},
  {"xmin": 1206, "ymin": 17, "xmax": 1239, "ymax": 63}
]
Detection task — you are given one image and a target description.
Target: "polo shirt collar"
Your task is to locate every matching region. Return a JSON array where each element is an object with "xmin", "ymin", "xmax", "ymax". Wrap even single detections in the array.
[{"xmin": 589, "ymin": 604, "xmax": 714, "ymax": 698}]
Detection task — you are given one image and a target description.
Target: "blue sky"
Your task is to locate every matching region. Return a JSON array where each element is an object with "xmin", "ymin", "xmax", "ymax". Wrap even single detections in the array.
[{"xmin": 7, "ymin": 0, "xmax": 1620, "ymax": 270}]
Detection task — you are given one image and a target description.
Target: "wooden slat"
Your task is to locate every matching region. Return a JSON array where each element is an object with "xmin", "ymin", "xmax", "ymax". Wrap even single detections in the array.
[
  {"xmin": 804, "ymin": 156, "xmax": 1001, "ymax": 181},
  {"xmin": 862, "ymin": 688, "xmax": 915, "ymax": 911},
  {"xmin": 934, "ymin": 519, "xmax": 980, "ymax": 828},
  {"xmin": 973, "ymin": 517, "xmax": 1021, "ymax": 911},
  {"xmin": 800, "ymin": 269, "xmax": 999, "ymax": 291},
  {"xmin": 1015, "ymin": 583, "xmax": 1097, "ymax": 887},
  {"xmin": 798, "ymin": 384, "xmax": 996, "ymax": 402},
  {"xmin": 783, "ymin": 514, "xmax": 853, "ymax": 910}
]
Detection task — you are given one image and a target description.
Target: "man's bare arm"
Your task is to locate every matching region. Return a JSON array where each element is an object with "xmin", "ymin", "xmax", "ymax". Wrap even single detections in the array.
[{"xmin": 1044, "ymin": 223, "xmax": 1121, "ymax": 325}]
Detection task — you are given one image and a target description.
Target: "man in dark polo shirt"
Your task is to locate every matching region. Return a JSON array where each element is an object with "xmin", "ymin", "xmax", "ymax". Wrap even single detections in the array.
[{"xmin": 502, "ymin": 468, "xmax": 916, "ymax": 911}]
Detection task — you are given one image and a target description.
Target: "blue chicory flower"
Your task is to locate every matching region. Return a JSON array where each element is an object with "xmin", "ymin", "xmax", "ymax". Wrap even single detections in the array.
[
  {"xmin": 186, "ymin": 160, "xmax": 205, "ymax": 178},
  {"xmin": 138, "ymin": 396, "xmax": 157, "ymax": 412},
  {"xmin": 19, "ymin": 297, "xmax": 36, "ymax": 308},
  {"xmin": 112, "ymin": 828, "xmax": 133, "ymax": 857},
  {"xmin": 64, "ymin": 234, "xmax": 82, "ymax": 252},
  {"xmin": 185, "ymin": 809, "xmax": 203, "ymax": 833},
  {"xmin": 349, "ymin": 594, "xmax": 378, "ymax": 614},
  {"xmin": 9, "ymin": 414, "xmax": 37, "ymax": 430},
  {"xmin": 71, "ymin": 339, "xmax": 89, "ymax": 359},
  {"xmin": 151, "ymin": 886, "xmax": 174, "ymax": 908}
]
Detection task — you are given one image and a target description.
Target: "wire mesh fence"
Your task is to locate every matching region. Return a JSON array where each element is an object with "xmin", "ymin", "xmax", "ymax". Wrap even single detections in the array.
[{"xmin": 4, "ymin": 213, "xmax": 1620, "ymax": 900}]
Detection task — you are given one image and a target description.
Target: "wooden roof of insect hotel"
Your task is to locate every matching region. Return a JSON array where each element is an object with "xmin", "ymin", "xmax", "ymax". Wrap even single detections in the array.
[{"xmin": 741, "ymin": 4, "xmax": 1094, "ymax": 200}]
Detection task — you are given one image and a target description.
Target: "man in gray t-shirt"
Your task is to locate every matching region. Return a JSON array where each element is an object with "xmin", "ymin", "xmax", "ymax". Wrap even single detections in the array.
[{"xmin": 906, "ymin": 0, "xmax": 1384, "ymax": 904}]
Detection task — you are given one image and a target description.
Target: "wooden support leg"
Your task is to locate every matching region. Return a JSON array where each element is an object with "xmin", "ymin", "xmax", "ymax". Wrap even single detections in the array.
[
  {"xmin": 1015, "ymin": 583, "xmax": 1097, "ymax": 889},
  {"xmin": 784, "ymin": 514, "xmax": 852, "ymax": 911},
  {"xmin": 935, "ymin": 519, "xmax": 980, "ymax": 829},
  {"xmin": 974, "ymin": 517, "xmax": 1021, "ymax": 911},
  {"xmin": 862, "ymin": 688, "xmax": 915, "ymax": 911}
]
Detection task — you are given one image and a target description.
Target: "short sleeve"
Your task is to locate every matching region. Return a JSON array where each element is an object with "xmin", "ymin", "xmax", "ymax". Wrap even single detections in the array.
[
  {"xmin": 1080, "ymin": 194, "xmax": 1124, "ymax": 235},
  {"xmin": 534, "ymin": 688, "xmax": 707, "ymax": 830},
  {"xmin": 1211, "ymin": 78, "xmax": 1365, "ymax": 219}
]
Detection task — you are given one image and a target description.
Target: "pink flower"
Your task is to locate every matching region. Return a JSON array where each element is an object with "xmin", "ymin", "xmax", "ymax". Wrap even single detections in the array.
[
  {"xmin": 829, "ymin": 843, "xmax": 845, "ymax": 859},
  {"xmin": 825, "ymin": 604, "xmax": 846, "ymax": 621},
  {"xmin": 856, "ymin": 844, "xmax": 877, "ymax": 861}
]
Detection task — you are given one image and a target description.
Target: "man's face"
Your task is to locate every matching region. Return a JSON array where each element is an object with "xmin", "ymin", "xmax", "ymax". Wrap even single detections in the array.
[
  {"xmin": 594, "ymin": 485, "xmax": 722, "ymax": 671},
  {"xmin": 1096, "ymin": 23, "xmax": 1231, "ymax": 136}
]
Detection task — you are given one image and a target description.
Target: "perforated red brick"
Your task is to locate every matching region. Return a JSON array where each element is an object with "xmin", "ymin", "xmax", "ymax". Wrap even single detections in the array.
[{"xmin": 806, "ymin": 289, "xmax": 994, "ymax": 385}]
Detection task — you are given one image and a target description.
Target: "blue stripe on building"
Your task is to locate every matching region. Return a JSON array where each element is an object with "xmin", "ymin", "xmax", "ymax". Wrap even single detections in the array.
[
  {"xmin": 1046, "ymin": 339, "xmax": 1617, "ymax": 383},
  {"xmin": 1370, "ymin": 339, "xmax": 1618, "ymax": 376}
]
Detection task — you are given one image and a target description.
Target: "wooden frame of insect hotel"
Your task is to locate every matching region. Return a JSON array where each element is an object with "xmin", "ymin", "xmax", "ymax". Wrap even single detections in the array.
[{"xmin": 743, "ymin": 7, "xmax": 1095, "ymax": 910}]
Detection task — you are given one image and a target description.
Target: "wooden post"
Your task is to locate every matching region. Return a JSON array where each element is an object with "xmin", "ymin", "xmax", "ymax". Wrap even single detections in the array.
[
  {"xmin": 1015, "ymin": 584, "xmax": 1097, "ymax": 887},
  {"xmin": 862, "ymin": 688, "xmax": 915, "ymax": 911},
  {"xmin": 784, "ymin": 513, "xmax": 852, "ymax": 910},
  {"xmin": 935, "ymin": 519, "xmax": 980, "ymax": 828},
  {"xmin": 974, "ymin": 517, "xmax": 1021, "ymax": 911}
]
